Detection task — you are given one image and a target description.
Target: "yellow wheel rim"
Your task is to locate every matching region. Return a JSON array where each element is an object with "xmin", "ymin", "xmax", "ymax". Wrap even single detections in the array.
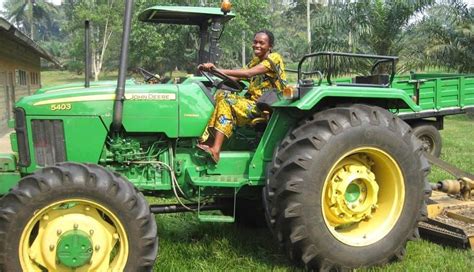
[
  {"xmin": 322, "ymin": 147, "xmax": 405, "ymax": 246},
  {"xmin": 19, "ymin": 198, "xmax": 129, "ymax": 271}
]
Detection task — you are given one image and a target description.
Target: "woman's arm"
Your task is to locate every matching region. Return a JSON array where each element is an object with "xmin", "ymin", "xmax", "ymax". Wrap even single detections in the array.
[{"xmin": 199, "ymin": 63, "xmax": 269, "ymax": 80}]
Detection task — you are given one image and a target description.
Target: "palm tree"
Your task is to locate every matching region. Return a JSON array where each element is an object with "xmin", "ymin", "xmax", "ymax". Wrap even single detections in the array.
[
  {"xmin": 5, "ymin": 0, "xmax": 58, "ymax": 41},
  {"xmin": 419, "ymin": 2, "xmax": 474, "ymax": 72},
  {"xmin": 303, "ymin": 0, "xmax": 435, "ymax": 74}
]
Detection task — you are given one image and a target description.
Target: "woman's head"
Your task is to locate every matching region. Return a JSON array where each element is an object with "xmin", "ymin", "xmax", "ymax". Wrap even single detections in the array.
[{"xmin": 253, "ymin": 29, "xmax": 274, "ymax": 59}]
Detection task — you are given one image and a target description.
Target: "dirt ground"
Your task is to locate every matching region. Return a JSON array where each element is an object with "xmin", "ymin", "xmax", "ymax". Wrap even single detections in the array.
[{"xmin": 0, "ymin": 132, "xmax": 13, "ymax": 153}]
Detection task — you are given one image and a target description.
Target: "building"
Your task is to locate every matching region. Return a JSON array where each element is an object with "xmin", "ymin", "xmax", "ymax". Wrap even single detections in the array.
[{"xmin": 0, "ymin": 17, "xmax": 59, "ymax": 135}]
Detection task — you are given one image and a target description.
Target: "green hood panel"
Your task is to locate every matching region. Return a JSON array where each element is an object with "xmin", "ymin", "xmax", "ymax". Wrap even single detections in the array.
[
  {"xmin": 16, "ymin": 82, "xmax": 213, "ymax": 138},
  {"xmin": 35, "ymin": 79, "xmax": 136, "ymax": 95}
]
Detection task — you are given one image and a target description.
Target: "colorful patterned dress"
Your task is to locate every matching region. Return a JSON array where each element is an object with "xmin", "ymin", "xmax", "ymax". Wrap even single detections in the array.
[{"xmin": 205, "ymin": 52, "xmax": 287, "ymax": 138}]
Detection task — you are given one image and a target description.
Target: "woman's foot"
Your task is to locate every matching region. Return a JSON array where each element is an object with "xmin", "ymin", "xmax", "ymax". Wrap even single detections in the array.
[{"xmin": 196, "ymin": 144, "xmax": 220, "ymax": 163}]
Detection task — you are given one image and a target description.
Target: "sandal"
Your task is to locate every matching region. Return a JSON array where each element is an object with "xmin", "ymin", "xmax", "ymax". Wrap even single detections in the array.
[{"xmin": 196, "ymin": 144, "xmax": 219, "ymax": 164}]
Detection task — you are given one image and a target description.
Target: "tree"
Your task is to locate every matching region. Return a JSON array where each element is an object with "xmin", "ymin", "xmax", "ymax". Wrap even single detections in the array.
[
  {"xmin": 4, "ymin": 0, "xmax": 58, "ymax": 41},
  {"xmin": 289, "ymin": 0, "xmax": 435, "ymax": 74},
  {"xmin": 66, "ymin": 0, "xmax": 123, "ymax": 81},
  {"xmin": 417, "ymin": 1, "xmax": 474, "ymax": 72},
  {"xmin": 128, "ymin": 0, "xmax": 271, "ymax": 75}
]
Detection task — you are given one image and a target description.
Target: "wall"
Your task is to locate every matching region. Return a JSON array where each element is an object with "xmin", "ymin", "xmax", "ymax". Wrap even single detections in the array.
[{"xmin": 0, "ymin": 34, "xmax": 41, "ymax": 135}]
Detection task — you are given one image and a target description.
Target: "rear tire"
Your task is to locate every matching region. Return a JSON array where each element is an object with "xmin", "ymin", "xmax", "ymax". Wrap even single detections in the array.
[
  {"xmin": 263, "ymin": 105, "xmax": 430, "ymax": 270},
  {"xmin": 0, "ymin": 162, "xmax": 158, "ymax": 271},
  {"xmin": 412, "ymin": 123, "xmax": 442, "ymax": 157}
]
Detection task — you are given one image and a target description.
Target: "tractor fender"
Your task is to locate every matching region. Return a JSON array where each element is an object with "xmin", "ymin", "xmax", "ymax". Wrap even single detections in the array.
[{"xmin": 272, "ymin": 85, "xmax": 421, "ymax": 112}]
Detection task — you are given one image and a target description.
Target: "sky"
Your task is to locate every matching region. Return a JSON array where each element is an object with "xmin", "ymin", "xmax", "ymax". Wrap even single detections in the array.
[{"xmin": 0, "ymin": 0, "xmax": 473, "ymax": 12}]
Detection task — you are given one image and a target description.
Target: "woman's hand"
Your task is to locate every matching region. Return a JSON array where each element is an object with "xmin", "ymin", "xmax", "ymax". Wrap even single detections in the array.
[{"xmin": 198, "ymin": 63, "xmax": 216, "ymax": 72}]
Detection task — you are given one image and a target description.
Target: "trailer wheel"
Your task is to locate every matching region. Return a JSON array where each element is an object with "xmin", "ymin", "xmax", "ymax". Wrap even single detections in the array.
[
  {"xmin": 263, "ymin": 105, "xmax": 430, "ymax": 270},
  {"xmin": 412, "ymin": 123, "xmax": 442, "ymax": 157},
  {"xmin": 0, "ymin": 162, "xmax": 158, "ymax": 271}
]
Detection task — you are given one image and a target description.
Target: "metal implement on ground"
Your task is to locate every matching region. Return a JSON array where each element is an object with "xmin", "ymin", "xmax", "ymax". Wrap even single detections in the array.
[
  {"xmin": 419, "ymin": 152, "xmax": 474, "ymax": 250},
  {"xmin": 0, "ymin": 0, "xmax": 473, "ymax": 271}
]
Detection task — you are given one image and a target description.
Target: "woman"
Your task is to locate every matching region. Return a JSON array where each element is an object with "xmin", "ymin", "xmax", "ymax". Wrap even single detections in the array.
[{"xmin": 198, "ymin": 29, "xmax": 286, "ymax": 163}]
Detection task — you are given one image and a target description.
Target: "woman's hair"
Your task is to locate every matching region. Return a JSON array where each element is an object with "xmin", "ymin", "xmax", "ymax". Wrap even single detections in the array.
[{"xmin": 255, "ymin": 29, "xmax": 274, "ymax": 47}]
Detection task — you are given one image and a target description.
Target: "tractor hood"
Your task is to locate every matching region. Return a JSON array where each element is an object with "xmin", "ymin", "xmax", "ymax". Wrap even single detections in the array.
[
  {"xmin": 15, "ymin": 81, "xmax": 178, "ymax": 118},
  {"xmin": 35, "ymin": 79, "xmax": 137, "ymax": 95},
  {"xmin": 14, "ymin": 81, "xmax": 212, "ymax": 138},
  {"xmin": 138, "ymin": 6, "xmax": 235, "ymax": 25}
]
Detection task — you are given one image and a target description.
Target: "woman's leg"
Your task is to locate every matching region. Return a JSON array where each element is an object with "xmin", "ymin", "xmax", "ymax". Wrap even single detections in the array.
[
  {"xmin": 199, "ymin": 92, "xmax": 235, "ymax": 162},
  {"xmin": 200, "ymin": 92, "xmax": 258, "ymax": 163}
]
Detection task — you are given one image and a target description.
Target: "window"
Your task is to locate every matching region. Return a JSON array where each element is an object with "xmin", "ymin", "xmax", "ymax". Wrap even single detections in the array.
[
  {"xmin": 30, "ymin": 72, "xmax": 40, "ymax": 85},
  {"xmin": 16, "ymin": 70, "xmax": 27, "ymax": 86}
]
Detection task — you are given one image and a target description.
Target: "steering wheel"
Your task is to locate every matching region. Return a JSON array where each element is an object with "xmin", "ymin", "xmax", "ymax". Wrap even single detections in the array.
[
  {"xmin": 200, "ymin": 68, "xmax": 243, "ymax": 92},
  {"xmin": 136, "ymin": 67, "xmax": 160, "ymax": 83}
]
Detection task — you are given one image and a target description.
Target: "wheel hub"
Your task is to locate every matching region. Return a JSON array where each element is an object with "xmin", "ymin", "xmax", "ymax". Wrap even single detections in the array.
[
  {"xmin": 326, "ymin": 156, "xmax": 379, "ymax": 226},
  {"xmin": 419, "ymin": 135, "xmax": 433, "ymax": 153},
  {"xmin": 20, "ymin": 201, "xmax": 126, "ymax": 271},
  {"xmin": 56, "ymin": 230, "xmax": 93, "ymax": 268}
]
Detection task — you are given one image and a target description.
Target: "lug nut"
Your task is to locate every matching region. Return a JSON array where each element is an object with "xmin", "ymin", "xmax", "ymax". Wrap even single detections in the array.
[
  {"xmin": 49, "ymin": 244, "xmax": 55, "ymax": 251},
  {"xmin": 57, "ymin": 229, "xmax": 62, "ymax": 236},
  {"xmin": 95, "ymin": 245, "xmax": 100, "ymax": 251},
  {"xmin": 73, "ymin": 223, "xmax": 78, "ymax": 229}
]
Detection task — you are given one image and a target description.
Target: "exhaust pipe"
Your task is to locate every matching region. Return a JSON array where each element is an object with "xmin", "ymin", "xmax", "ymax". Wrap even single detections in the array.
[
  {"xmin": 84, "ymin": 20, "xmax": 90, "ymax": 88},
  {"xmin": 112, "ymin": 0, "xmax": 134, "ymax": 133}
]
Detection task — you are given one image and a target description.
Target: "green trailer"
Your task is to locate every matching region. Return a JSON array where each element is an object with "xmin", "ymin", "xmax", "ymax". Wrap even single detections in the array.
[
  {"xmin": 394, "ymin": 74, "xmax": 474, "ymax": 156},
  {"xmin": 0, "ymin": 2, "xmax": 472, "ymax": 271}
]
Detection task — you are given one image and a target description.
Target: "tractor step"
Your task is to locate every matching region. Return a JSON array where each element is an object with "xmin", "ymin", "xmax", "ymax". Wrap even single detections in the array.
[
  {"xmin": 197, "ymin": 187, "xmax": 237, "ymax": 223},
  {"xmin": 198, "ymin": 214, "xmax": 235, "ymax": 223},
  {"xmin": 193, "ymin": 175, "xmax": 247, "ymax": 187}
]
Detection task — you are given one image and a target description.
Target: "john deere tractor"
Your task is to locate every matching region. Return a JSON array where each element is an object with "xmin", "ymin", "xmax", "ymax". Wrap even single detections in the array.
[{"xmin": 0, "ymin": 2, "xmax": 433, "ymax": 271}]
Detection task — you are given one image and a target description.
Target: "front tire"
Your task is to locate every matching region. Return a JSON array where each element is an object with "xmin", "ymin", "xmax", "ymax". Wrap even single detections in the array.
[
  {"xmin": 0, "ymin": 162, "xmax": 158, "ymax": 271},
  {"xmin": 263, "ymin": 105, "xmax": 430, "ymax": 270}
]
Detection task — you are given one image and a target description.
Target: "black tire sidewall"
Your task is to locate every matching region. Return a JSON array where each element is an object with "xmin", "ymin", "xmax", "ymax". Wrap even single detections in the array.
[
  {"xmin": 0, "ymin": 164, "xmax": 157, "ymax": 272},
  {"xmin": 297, "ymin": 124, "xmax": 423, "ymax": 266},
  {"xmin": 266, "ymin": 105, "xmax": 428, "ymax": 269}
]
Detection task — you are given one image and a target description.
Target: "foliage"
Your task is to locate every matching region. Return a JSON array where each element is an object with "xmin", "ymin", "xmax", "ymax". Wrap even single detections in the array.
[
  {"xmin": 129, "ymin": 0, "xmax": 270, "ymax": 75},
  {"xmin": 218, "ymin": 0, "xmax": 270, "ymax": 68},
  {"xmin": 4, "ymin": 0, "xmax": 58, "ymax": 41},
  {"xmin": 4, "ymin": 0, "xmax": 473, "ymax": 79},
  {"xmin": 418, "ymin": 1, "xmax": 474, "ymax": 72},
  {"xmin": 64, "ymin": 0, "xmax": 123, "ymax": 80}
]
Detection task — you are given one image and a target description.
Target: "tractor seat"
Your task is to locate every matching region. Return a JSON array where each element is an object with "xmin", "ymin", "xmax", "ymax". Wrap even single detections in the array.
[
  {"xmin": 250, "ymin": 98, "xmax": 274, "ymax": 128},
  {"xmin": 250, "ymin": 110, "xmax": 271, "ymax": 127}
]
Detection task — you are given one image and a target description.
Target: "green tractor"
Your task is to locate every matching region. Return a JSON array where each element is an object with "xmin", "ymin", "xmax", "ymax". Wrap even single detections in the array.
[{"xmin": 0, "ymin": 2, "xmax": 431, "ymax": 271}]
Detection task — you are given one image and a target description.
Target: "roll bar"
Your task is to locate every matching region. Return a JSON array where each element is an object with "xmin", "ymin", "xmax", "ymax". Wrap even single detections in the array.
[{"xmin": 297, "ymin": 51, "xmax": 398, "ymax": 87}]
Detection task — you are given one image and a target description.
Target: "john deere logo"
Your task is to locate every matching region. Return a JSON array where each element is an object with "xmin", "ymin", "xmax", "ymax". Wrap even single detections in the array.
[{"xmin": 126, "ymin": 93, "xmax": 176, "ymax": 101}]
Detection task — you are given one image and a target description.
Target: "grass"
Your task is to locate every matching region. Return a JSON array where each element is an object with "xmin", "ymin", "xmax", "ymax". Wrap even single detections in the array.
[
  {"xmin": 40, "ymin": 71, "xmax": 474, "ymax": 270},
  {"xmin": 150, "ymin": 115, "xmax": 474, "ymax": 271}
]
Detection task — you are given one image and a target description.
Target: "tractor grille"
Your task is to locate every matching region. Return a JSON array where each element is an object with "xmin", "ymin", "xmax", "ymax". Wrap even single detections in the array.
[
  {"xmin": 31, "ymin": 120, "xmax": 67, "ymax": 166},
  {"xmin": 14, "ymin": 108, "xmax": 31, "ymax": 167}
]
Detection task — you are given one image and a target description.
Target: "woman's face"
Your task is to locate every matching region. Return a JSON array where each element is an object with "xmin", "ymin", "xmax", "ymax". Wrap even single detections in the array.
[{"xmin": 252, "ymin": 33, "xmax": 272, "ymax": 59}]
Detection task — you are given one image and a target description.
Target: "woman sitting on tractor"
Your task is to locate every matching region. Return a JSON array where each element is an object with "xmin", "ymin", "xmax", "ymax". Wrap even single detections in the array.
[{"xmin": 198, "ymin": 29, "xmax": 287, "ymax": 163}]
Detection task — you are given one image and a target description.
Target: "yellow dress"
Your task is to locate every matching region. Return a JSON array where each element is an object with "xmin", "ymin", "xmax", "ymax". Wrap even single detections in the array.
[{"xmin": 205, "ymin": 52, "xmax": 287, "ymax": 138}]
